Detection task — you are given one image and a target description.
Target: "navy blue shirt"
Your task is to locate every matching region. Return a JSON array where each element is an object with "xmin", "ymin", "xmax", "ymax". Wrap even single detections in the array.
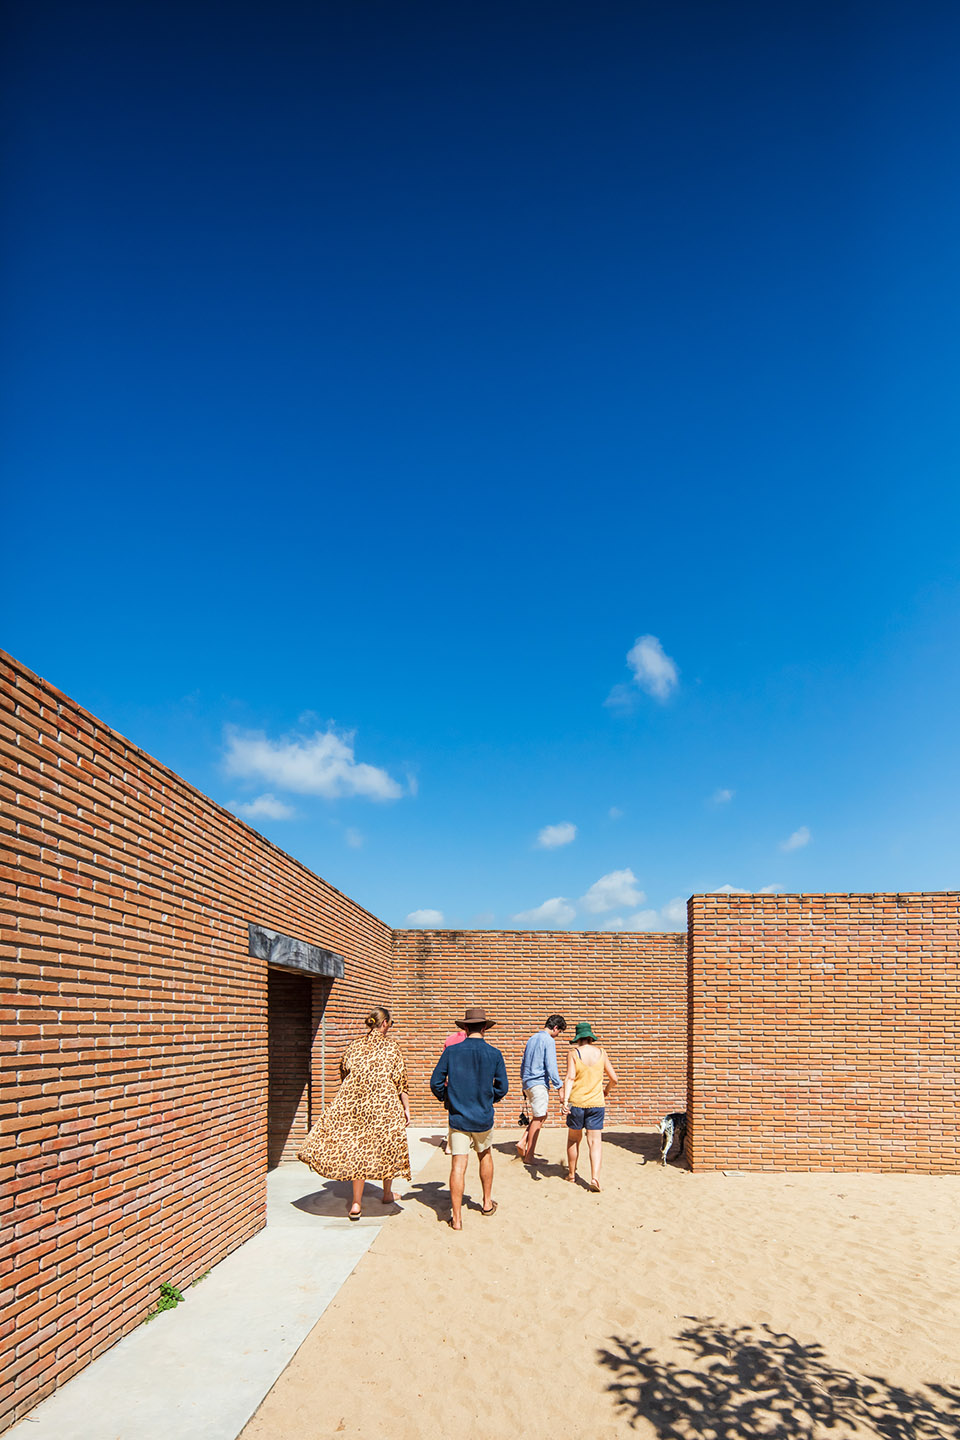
[{"xmin": 430, "ymin": 1035, "xmax": 509, "ymax": 1132}]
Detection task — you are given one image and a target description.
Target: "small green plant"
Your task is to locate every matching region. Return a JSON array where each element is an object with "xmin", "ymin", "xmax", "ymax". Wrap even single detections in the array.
[
  {"xmin": 191, "ymin": 1270, "xmax": 210, "ymax": 1287},
  {"xmin": 144, "ymin": 1282, "xmax": 184, "ymax": 1323}
]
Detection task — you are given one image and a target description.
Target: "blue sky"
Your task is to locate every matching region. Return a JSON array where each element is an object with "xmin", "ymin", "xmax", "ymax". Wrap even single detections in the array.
[{"xmin": 5, "ymin": 2, "xmax": 960, "ymax": 929}]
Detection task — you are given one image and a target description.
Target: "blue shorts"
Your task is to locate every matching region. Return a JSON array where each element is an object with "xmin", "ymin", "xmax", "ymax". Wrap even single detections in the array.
[{"xmin": 567, "ymin": 1105, "xmax": 605, "ymax": 1131}]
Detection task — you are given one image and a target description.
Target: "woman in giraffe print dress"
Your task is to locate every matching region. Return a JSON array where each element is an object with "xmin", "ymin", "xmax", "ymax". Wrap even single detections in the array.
[{"xmin": 299, "ymin": 1006, "xmax": 411, "ymax": 1219}]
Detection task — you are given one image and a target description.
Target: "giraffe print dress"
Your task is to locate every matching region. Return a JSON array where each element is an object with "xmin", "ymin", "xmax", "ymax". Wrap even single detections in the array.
[{"xmin": 298, "ymin": 1032, "xmax": 411, "ymax": 1181}]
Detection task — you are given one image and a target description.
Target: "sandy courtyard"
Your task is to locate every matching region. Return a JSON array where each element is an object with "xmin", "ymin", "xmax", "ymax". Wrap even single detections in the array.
[{"xmin": 242, "ymin": 1129, "xmax": 960, "ymax": 1440}]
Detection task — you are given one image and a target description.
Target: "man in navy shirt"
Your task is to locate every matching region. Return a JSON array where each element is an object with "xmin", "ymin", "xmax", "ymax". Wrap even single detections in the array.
[{"xmin": 430, "ymin": 1007, "xmax": 508, "ymax": 1229}]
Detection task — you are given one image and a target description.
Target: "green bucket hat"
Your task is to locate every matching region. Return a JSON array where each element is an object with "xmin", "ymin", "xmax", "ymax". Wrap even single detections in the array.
[{"xmin": 570, "ymin": 1021, "xmax": 598, "ymax": 1044}]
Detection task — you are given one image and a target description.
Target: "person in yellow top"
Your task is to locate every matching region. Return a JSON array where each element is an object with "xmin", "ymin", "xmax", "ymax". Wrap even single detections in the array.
[{"xmin": 560, "ymin": 1022, "xmax": 618, "ymax": 1192}]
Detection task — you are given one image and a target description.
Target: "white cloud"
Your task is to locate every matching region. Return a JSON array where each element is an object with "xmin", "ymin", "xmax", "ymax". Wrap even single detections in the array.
[
  {"xmin": 712, "ymin": 788, "xmax": 734, "ymax": 804},
  {"xmin": 780, "ymin": 826, "xmax": 811, "ymax": 852},
  {"xmin": 535, "ymin": 821, "xmax": 577, "ymax": 850},
  {"xmin": 660, "ymin": 896, "xmax": 687, "ymax": 925},
  {"xmin": 406, "ymin": 908, "xmax": 444, "ymax": 927},
  {"xmin": 228, "ymin": 793, "xmax": 295, "ymax": 821},
  {"xmin": 224, "ymin": 726, "xmax": 403, "ymax": 802},
  {"xmin": 627, "ymin": 634, "xmax": 680, "ymax": 701},
  {"xmin": 602, "ymin": 910, "xmax": 662, "ymax": 931},
  {"xmin": 712, "ymin": 883, "xmax": 782, "ymax": 895},
  {"xmin": 626, "ymin": 909, "xmax": 662, "ymax": 930},
  {"xmin": 345, "ymin": 827, "xmax": 364, "ymax": 849},
  {"xmin": 512, "ymin": 897, "xmax": 576, "ymax": 928},
  {"xmin": 580, "ymin": 868, "xmax": 645, "ymax": 914},
  {"xmin": 608, "ymin": 806, "xmax": 623, "ymax": 820}
]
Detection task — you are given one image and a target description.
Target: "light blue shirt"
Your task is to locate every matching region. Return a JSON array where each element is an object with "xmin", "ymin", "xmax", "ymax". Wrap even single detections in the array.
[{"xmin": 520, "ymin": 1029, "xmax": 562, "ymax": 1091}]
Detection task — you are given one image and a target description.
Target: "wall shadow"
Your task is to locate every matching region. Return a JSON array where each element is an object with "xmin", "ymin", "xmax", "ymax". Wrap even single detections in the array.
[
  {"xmin": 597, "ymin": 1319, "xmax": 960, "ymax": 1438},
  {"xmin": 601, "ymin": 1131, "xmax": 664, "ymax": 1164}
]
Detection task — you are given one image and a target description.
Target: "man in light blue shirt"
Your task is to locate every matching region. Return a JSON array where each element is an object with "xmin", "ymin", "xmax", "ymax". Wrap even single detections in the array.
[{"xmin": 516, "ymin": 1014, "xmax": 566, "ymax": 1164}]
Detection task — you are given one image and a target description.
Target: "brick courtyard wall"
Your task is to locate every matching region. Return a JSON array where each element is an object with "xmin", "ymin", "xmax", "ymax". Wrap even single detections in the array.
[
  {"xmin": 687, "ymin": 891, "xmax": 960, "ymax": 1172},
  {"xmin": 392, "ymin": 928, "xmax": 688, "ymax": 1127},
  {"xmin": 0, "ymin": 651, "xmax": 393, "ymax": 1432}
]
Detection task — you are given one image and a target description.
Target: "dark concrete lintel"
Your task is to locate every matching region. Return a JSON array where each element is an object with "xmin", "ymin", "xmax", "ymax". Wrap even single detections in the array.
[{"xmin": 248, "ymin": 922, "xmax": 345, "ymax": 979}]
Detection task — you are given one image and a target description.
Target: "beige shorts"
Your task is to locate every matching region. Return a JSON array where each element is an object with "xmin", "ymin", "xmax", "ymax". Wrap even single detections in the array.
[
  {"xmin": 448, "ymin": 1127, "xmax": 494, "ymax": 1156},
  {"xmin": 523, "ymin": 1084, "xmax": 550, "ymax": 1119}
]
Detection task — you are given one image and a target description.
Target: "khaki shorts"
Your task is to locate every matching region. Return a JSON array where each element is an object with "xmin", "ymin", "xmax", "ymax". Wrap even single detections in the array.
[
  {"xmin": 523, "ymin": 1084, "xmax": 550, "ymax": 1119},
  {"xmin": 448, "ymin": 1127, "xmax": 494, "ymax": 1156}
]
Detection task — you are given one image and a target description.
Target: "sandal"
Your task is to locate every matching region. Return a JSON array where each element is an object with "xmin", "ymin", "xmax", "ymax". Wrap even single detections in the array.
[
  {"xmin": 348, "ymin": 1206, "xmax": 362, "ymax": 1221},
  {"xmin": 480, "ymin": 1201, "xmax": 498, "ymax": 1217},
  {"xmin": 589, "ymin": 1180, "xmax": 601, "ymax": 1193}
]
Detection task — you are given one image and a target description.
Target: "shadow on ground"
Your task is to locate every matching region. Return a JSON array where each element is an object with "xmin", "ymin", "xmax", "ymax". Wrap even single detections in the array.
[
  {"xmin": 601, "ymin": 1131, "xmax": 684, "ymax": 1166},
  {"xmin": 293, "ymin": 1183, "xmax": 402, "ymax": 1219},
  {"xmin": 598, "ymin": 1318, "xmax": 960, "ymax": 1438}
]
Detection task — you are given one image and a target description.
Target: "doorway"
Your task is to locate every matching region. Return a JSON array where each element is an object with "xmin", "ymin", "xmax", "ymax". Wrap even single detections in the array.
[{"xmin": 267, "ymin": 967, "xmax": 314, "ymax": 1168}]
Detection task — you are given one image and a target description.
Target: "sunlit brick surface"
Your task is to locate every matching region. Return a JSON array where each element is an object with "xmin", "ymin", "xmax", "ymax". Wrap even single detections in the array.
[
  {"xmin": 0, "ymin": 652, "xmax": 392, "ymax": 1431},
  {"xmin": 393, "ymin": 927, "xmax": 688, "ymax": 1127},
  {"xmin": 687, "ymin": 892, "xmax": 960, "ymax": 1172}
]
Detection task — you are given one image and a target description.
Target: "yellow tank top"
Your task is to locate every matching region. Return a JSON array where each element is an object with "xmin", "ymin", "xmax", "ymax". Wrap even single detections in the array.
[{"xmin": 569, "ymin": 1047, "xmax": 606, "ymax": 1107}]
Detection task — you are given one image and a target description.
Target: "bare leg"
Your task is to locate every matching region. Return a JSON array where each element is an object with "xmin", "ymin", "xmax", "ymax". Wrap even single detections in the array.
[
  {"xmin": 381, "ymin": 1178, "xmax": 395, "ymax": 1203},
  {"xmin": 566, "ymin": 1128, "xmax": 582, "ymax": 1180},
  {"xmin": 586, "ymin": 1130, "xmax": 603, "ymax": 1189},
  {"xmin": 522, "ymin": 1115, "xmax": 545, "ymax": 1162},
  {"xmin": 449, "ymin": 1154, "xmax": 468, "ymax": 1229},
  {"xmin": 349, "ymin": 1178, "xmax": 364, "ymax": 1216},
  {"xmin": 478, "ymin": 1147, "xmax": 494, "ymax": 1211}
]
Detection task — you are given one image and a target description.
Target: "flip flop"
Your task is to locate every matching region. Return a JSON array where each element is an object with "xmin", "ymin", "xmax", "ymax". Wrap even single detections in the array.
[
  {"xmin": 348, "ymin": 1207, "xmax": 362, "ymax": 1221},
  {"xmin": 590, "ymin": 1180, "xmax": 602, "ymax": 1193},
  {"xmin": 480, "ymin": 1202, "xmax": 498, "ymax": 1216}
]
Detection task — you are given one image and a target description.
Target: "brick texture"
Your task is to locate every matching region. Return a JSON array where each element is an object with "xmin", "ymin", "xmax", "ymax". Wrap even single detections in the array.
[
  {"xmin": 393, "ymin": 928, "xmax": 689, "ymax": 1127},
  {"xmin": 687, "ymin": 892, "xmax": 960, "ymax": 1172},
  {"xmin": 0, "ymin": 651, "xmax": 393, "ymax": 1431}
]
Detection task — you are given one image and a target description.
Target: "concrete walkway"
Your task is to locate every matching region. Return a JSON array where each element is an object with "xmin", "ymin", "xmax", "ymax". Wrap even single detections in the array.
[{"xmin": 10, "ymin": 1129, "xmax": 445, "ymax": 1440}]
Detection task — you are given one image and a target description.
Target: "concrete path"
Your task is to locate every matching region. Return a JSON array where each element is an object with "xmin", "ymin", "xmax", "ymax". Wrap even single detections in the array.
[{"xmin": 10, "ymin": 1129, "xmax": 446, "ymax": 1440}]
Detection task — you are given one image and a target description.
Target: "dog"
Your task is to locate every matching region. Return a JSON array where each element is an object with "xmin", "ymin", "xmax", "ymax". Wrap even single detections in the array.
[{"xmin": 658, "ymin": 1111, "xmax": 687, "ymax": 1165}]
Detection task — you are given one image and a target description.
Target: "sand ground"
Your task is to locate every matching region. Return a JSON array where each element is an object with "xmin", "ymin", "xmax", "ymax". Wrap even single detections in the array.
[{"xmin": 241, "ymin": 1128, "xmax": 960, "ymax": 1440}]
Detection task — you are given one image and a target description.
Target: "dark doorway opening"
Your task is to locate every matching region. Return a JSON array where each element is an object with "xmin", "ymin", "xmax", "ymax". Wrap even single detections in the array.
[{"xmin": 267, "ymin": 967, "xmax": 314, "ymax": 1168}]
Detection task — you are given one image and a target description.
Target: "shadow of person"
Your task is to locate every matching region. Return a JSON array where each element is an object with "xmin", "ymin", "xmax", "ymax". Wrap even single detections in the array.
[
  {"xmin": 405, "ymin": 1177, "xmax": 498, "ymax": 1221},
  {"xmin": 403, "ymin": 1179, "xmax": 451, "ymax": 1221},
  {"xmin": 293, "ymin": 1183, "xmax": 402, "ymax": 1218},
  {"xmin": 417, "ymin": 1133, "xmax": 448, "ymax": 1148},
  {"xmin": 597, "ymin": 1318, "xmax": 960, "ymax": 1439}
]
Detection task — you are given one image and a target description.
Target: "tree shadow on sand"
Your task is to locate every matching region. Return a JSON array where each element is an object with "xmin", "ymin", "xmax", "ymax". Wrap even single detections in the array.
[{"xmin": 597, "ymin": 1319, "xmax": 960, "ymax": 1438}]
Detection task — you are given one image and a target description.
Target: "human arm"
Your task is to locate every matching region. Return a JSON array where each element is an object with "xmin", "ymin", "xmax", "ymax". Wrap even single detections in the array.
[
  {"xmin": 492, "ymin": 1051, "xmax": 509, "ymax": 1104},
  {"xmin": 560, "ymin": 1048, "xmax": 577, "ymax": 1111},
  {"xmin": 429, "ymin": 1050, "xmax": 450, "ymax": 1106},
  {"xmin": 602, "ymin": 1051, "xmax": 618, "ymax": 1094},
  {"xmin": 546, "ymin": 1035, "xmax": 562, "ymax": 1091},
  {"xmin": 392, "ymin": 1046, "xmax": 412, "ymax": 1124}
]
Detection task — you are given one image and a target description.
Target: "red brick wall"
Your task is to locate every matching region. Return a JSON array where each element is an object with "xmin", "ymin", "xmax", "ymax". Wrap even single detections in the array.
[
  {"xmin": 0, "ymin": 651, "xmax": 394, "ymax": 1431},
  {"xmin": 392, "ymin": 928, "xmax": 688, "ymax": 1127},
  {"xmin": 687, "ymin": 891, "xmax": 960, "ymax": 1172}
]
